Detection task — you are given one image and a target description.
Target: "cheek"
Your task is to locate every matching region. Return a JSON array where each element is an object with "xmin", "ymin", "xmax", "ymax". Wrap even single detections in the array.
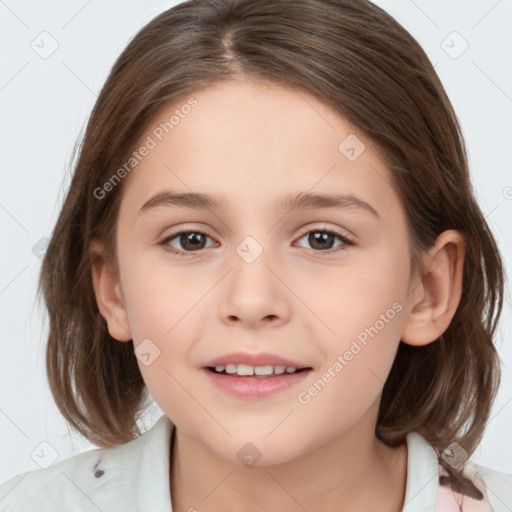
[
  {"xmin": 119, "ymin": 249, "xmax": 199, "ymax": 339},
  {"xmin": 296, "ymin": 301, "xmax": 405, "ymax": 443},
  {"xmin": 300, "ymin": 245, "xmax": 409, "ymax": 406},
  {"xmin": 308, "ymin": 248, "xmax": 409, "ymax": 347},
  {"xmin": 117, "ymin": 251, "xmax": 211, "ymax": 412}
]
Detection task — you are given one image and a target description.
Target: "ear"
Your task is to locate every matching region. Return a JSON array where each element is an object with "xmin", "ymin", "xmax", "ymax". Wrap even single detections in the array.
[
  {"xmin": 401, "ymin": 229, "xmax": 466, "ymax": 346},
  {"xmin": 89, "ymin": 240, "xmax": 132, "ymax": 342}
]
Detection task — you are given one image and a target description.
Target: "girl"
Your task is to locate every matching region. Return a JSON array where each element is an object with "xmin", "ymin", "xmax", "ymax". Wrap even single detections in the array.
[{"xmin": 1, "ymin": 0, "xmax": 510, "ymax": 510}]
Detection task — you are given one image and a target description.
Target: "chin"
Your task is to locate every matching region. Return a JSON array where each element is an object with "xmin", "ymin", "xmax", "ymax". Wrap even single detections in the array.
[{"xmin": 204, "ymin": 432, "xmax": 308, "ymax": 468}]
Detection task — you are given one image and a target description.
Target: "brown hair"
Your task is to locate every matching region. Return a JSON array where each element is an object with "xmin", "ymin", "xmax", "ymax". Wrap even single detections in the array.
[{"xmin": 39, "ymin": 0, "xmax": 504, "ymax": 498}]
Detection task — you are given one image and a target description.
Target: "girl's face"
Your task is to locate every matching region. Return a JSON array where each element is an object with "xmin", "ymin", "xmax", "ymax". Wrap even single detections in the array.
[{"xmin": 111, "ymin": 78, "xmax": 417, "ymax": 464}]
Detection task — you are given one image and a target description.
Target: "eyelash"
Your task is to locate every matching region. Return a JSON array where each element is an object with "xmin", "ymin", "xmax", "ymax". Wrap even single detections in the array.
[{"xmin": 157, "ymin": 226, "xmax": 355, "ymax": 257}]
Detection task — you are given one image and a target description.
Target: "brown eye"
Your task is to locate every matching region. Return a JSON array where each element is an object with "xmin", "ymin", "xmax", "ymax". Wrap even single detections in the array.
[
  {"xmin": 158, "ymin": 230, "xmax": 216, "ymax": 255},
  {"xmin": 176, "ymin": 232, "xmax": 208, "ymax": 251},
  {"xmin": 296, "ymin": 228, "xmax": 354, "ymax": 252}
]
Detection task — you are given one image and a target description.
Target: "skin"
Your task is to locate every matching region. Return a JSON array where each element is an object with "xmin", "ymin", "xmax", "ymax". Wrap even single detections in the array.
[{"xmin": 90, "ymin": 77, "xmax": 465, "ymax": 512}]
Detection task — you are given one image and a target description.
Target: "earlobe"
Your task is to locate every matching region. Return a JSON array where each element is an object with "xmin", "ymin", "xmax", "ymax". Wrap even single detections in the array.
[
  {"xmin": 89, "ymin": 240, "xmax": 132, "ymax": 342},
  {"xmin": 401, "ymin": 230, "xmax": 465, "ymax": 347}
]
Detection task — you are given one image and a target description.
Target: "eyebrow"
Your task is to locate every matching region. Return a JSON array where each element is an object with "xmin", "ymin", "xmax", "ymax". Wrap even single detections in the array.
[{"xmin": 138, "ymin": 190, "xmax": 380, "ymax": 218}]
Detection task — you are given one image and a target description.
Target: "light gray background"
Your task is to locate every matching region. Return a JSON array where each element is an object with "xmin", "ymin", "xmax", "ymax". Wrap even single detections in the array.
[{"xmin": 1, "ymin": 0, "xmax": 511, "ymax": 484}]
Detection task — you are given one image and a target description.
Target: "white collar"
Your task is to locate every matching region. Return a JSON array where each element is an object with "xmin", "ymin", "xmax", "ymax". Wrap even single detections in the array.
[{"xmin": 402, "ymin": 432, "xmax": 440, "ymax": 511}]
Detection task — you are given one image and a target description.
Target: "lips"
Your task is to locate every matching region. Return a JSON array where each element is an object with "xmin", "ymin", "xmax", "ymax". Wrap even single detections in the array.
[
  {"xmin": 202, "ymin": 365, "xmax": 312, "ymax": 398},
  {"xmin": 201, "ymin": 351, "xmax": 313, "ymax": 398}
]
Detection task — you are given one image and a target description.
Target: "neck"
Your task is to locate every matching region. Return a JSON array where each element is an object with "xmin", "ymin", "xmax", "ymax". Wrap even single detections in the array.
[{"xmin": 169, "ymin": 411, "xmax": 408, "ymax": 512}]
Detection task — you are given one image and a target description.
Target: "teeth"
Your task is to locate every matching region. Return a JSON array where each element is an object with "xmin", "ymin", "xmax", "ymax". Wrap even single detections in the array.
[
  {"xmin": 254, "ymin": 365, "xmax": 273, "ymax": 376},
  {"xmin": 237, "ymin": 364, "xmax": 254, "ymax": 376},
  {"xmin": 216, "ymin": 364, "xmax": 299, "ymax": 376}
]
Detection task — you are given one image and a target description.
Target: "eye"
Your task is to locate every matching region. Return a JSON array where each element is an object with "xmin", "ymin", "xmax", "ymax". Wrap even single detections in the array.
[
  {"xmin": 157, "ymin": 226, "xmax": 355, "ymax": 257},
  {"xmin": 157, "ymin": 230, "xmax": 216, "ymax": 256},
  {"xmin": 294, "ymin": 227, "xmax": 354, "ymax": 253}
]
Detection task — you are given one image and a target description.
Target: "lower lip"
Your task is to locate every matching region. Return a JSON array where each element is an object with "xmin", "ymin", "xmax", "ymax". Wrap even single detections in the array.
[{"xmin": 202, "ymin": 368, "xmax": 312, "ymax": 399}]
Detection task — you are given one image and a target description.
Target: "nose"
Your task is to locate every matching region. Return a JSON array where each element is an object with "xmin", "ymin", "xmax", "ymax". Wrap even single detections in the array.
[{"xmin": 217, "ymin": 248, "xmax": 292, "ymax": 329}]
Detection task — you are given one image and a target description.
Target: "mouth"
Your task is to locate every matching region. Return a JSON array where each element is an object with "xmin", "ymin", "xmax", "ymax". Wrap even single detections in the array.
[
  {"xmin": 206, "ymin": 364, "xmax": 312, "ymax": 378},
  {"xmin": 201, "ymin": 352, "xmax": 313, "ymax": 398}
]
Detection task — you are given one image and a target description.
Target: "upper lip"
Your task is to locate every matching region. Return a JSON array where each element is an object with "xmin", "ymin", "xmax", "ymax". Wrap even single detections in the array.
[{"xmin": 202, "ymin": 352, "xmax": 311, "ymax": 369}]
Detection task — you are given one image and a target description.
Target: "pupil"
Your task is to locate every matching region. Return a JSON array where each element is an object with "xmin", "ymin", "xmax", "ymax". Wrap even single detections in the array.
[
  {"xmin": 310, "ymin": 232, "xmax": 333, "ymax": 250},
  {"xmin": 181, "ymin": 232, "xmax": 205, "ymax": 250}
]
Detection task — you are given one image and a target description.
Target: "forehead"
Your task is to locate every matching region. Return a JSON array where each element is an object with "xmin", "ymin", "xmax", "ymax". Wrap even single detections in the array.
[{"xmin": 119, "ymin": 78, "xmax": 399, "ymax": 219}]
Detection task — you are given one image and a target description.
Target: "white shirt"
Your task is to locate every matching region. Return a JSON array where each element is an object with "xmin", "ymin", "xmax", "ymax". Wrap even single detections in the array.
[{"xmin": 1, "ymin": 414, "xmax": 511, "ymax": 511}]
